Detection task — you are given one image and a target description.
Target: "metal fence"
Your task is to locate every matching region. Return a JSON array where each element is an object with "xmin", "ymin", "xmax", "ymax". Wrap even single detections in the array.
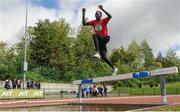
[{"xmin": 43, "ymin": 87, "xmax": 180, "ymax": 99}]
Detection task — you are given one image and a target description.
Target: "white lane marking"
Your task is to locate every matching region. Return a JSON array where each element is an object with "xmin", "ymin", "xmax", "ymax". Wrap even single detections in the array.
[
  {"xmin": 0, "ymin": 99, "xmax": 78, "ymax": 105},
  {"xmin": 0, "ymin": 100, "xmax": 27, "ymax": 105}
]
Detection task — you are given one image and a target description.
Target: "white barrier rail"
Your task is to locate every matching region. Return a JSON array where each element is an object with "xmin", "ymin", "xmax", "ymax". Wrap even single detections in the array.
[{"xmin": 73, "ymin": 67, "xmax": 178, "ymax": 85}]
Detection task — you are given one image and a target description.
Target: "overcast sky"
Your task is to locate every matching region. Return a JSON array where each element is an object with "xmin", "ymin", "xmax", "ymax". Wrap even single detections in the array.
[{"xmin": 0, "ymin": 0, "xmax": 180, "ymax": 56}]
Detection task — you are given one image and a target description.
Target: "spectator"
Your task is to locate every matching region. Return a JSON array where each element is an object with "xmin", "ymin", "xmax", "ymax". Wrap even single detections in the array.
[
  {"xmin": 30, "ymin": 81, "xmax": 33, "ymax": 89},
  {"xmin": 86, "ymin": 86, "xmax": 90, "ymax": 98},
  {"xmin": 89, "ymin": 86, "xmax": 93, "ymax": 96},
  {"xmin": 4, "ymin": 79, "xmax": 10, "ymax": 89},
  {"xmin": 83, "ymin": 85, "xmax": 87, "ymax": 97},
  {"xmin": 12, "ymin": 78, "xmax": 17, "ymax": 89},
  {"xmin": 17, "ymin": 79, "xmax": 21, "ymax": 89},
  {"xmin": 34, "ymin": 81, "xmax": 39, "ymax": 89},
  {"xmin": 98, "ymin": 86, "xmax": 103, "ymax": 97},
  {"xmin": 83, "ymin": 85, "xmax": 90, "ymax": 98},
  {"xmin": 37, "ymin": 81, "xmax": 41, "ymax": 89},
  {"xmin": 103, "ymin": 84, "xmax": 107, "ymax": 96},
  {"xmin": 32, "ymin": 81, "xmax": 37, "ymax": 89},
  {"xmin": 27, "ymin": 79, "xmax": 32, "ymax": 89},
  {"xmin": 92, "ymin": 85, "xmax": 97, "ymax": 96},
  {"xmin": 9, "ymin": 79, "xmax": 12, "ymax": 89},
  {"xmin": 31, "ymin": 81, "xmax": 35, "ymax": 89}
]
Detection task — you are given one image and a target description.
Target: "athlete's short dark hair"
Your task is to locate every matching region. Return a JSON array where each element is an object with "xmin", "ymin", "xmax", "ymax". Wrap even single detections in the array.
[{"xmin": 95, "ymin": 11, "xmax": 102, "ymax": 16}]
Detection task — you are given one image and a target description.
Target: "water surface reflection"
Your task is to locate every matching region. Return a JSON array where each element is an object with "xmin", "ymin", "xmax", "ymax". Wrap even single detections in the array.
[{"xmin": 0, "ymin": 104, "xmax": 159, "ymax": 111}]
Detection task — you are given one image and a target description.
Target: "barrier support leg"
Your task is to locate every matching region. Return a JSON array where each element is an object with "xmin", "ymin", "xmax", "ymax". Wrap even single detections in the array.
[
  {"xmin": 78, "ymin": 84, "xmax": 82, "ymax": 103},
  {"xmin": 160, "ymin": 75, "xmax": 167, "ymax": 103}
]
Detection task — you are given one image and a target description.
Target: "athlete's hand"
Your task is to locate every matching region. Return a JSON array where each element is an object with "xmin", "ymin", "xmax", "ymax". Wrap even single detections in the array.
[
  {"xmin": 98, "ymin": 5, "xmax": 103, "ymax": 10},
  {"xmin": 82, "ymin": 8, "xmax": 86, "ymax": 13}
]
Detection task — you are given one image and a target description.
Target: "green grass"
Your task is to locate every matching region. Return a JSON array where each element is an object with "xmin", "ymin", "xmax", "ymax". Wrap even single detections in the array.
[
  {"xmin": 112, "ymin": 81, "xmax": 180, "ymax": 95},
  {"xmin": 151, "ymin": 104, "xmax": 180, "ymax": 111}
]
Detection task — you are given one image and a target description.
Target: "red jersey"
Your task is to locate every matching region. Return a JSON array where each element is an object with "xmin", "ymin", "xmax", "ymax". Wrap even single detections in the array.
[{"xmin": 87, "ymin": 18, "xmax": 109, "ymax": 36}]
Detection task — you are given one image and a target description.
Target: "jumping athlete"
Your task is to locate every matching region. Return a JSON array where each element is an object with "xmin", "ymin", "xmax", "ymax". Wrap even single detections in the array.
[{"xmin": 82, "ymin": 5, "xmax": 118, "ymax": 76}]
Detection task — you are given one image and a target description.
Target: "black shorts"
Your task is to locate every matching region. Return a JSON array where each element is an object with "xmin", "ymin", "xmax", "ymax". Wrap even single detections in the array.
[{"xmin": 93, "ymin": 34, "xmax": 110, "ymax": 51}]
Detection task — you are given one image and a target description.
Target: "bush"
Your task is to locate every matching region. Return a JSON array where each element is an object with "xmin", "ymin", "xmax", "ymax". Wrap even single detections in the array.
[{"xmin": 26, "ymin": 71, "xmax": 47, "ymax": 82}]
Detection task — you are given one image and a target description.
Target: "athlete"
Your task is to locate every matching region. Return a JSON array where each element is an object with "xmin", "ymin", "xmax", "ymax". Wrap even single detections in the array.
[{"xmin": 82, "ymin": 5, "xmax": 118, "ymax": 76}]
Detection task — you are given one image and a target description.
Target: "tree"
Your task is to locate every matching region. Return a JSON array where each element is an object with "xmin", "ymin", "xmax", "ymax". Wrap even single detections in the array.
[
  {"xmin": 141, "ymin": 40, "xmax": 155, "ymax": 70},
  {"xmin": 156, "ymin": 51, "xmax": 164, "ymax": 68},
  {"xmin": 127, "ymin": 40, "xmax": 144, "ymax": 70},
  {"xmin": 29, "ymin": 18, "xmax": 75, "ymax": 81},
  {"xmin": 0, "ymin": 41, "xmax": 16, "ymax": 79},
  {"xmin": 164, "ymin": 49, "xmax": 179, "ymax": 67},
  {"xmin": 73, "ymin": 25, "xmax": 94, "ymax": 64},
  {"xmin": 163, "ymin": 49, "xmax": 180, "ymax": 82},
  {"xmin": 110, "ymin": 46, "xmax": 139, "ymax": 71},
  {"xmin": 29, "ymin": 19, "xmax": 52, "ymax": 66}
]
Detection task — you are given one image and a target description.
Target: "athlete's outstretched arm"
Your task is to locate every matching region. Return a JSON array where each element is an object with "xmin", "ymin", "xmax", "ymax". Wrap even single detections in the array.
[
  {"xmin": 98, "ymin": 5, "xmax": 112, "ymax": 20},
  {"xmin": 82, "ymin": 8, "xmax": 89, "ymax": 26}
]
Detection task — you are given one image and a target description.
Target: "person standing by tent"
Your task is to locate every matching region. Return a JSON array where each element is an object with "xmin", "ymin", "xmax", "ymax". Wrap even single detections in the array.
[{"xmin": 82, "ymin": 5, "xmax": 118, "ymax": 75}]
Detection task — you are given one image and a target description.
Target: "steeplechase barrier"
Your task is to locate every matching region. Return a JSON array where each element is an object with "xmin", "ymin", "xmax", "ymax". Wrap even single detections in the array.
[{"xmin": 73, "ymin": 67, "xmax": 179, "ymax": 103}]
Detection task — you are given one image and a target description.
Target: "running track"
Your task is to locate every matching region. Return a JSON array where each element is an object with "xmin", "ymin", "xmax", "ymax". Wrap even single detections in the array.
[{"xmin": 0, "ymin": 95, "xmax": 180, "ymax": 108}]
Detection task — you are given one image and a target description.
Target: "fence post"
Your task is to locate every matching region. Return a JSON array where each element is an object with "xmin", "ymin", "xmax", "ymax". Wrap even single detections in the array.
[
  {"xmin": 118, "ymin": 88, "xmax": 120, "ymax": 96},
  {"xmin": 60, "ymin": 89, "xmax": 63, "ymax": 98},
  {"xmin": 176, "ymin": 88, "xmax": 178, "ymax": 94},
  {"xmin": 43, "ymin": 88, "xmax": 45, "ymax": 99},
  {"xmin": 142, "ymin": 88, "xmax": 144, "ymax": 96}
]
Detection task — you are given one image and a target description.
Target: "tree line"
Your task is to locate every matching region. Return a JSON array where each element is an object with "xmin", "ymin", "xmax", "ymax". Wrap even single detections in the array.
[{"xmin": 0, "ymin": 18, "xmax": 180, "ymax": 88}]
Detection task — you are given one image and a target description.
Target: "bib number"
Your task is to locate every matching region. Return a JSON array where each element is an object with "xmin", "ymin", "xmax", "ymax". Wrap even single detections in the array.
[{"xmin": 95, "ymin": 24, "xmax": 102, "ymax": 31}]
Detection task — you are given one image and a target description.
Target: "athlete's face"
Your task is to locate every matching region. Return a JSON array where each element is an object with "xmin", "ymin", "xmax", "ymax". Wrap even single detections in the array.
[{"xmin": 95, "ymin": 11, "xmax": 102, "ymax": 21}]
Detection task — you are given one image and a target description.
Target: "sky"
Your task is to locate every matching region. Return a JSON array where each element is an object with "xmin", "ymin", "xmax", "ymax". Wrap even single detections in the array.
[{"xmin": 0, "ymin": 0, "xmax": 180, "ymax": 57}]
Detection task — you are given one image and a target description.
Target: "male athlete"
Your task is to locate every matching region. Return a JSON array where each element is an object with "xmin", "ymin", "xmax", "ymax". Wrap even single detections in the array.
[{"xmin": 82, "ymin": 5, "xmax": 118, "ymax": 76}]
